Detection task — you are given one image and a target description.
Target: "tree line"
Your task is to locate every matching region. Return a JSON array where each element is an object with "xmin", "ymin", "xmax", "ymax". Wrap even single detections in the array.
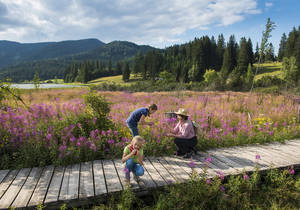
[{"xmin": 63, "ymin": 22, "xmax": 300, "ymax": 91}]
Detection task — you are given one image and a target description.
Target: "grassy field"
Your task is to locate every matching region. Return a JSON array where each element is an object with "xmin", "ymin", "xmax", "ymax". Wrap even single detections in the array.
[
  {"xmin": 88, "ymin": 74, "xmax": 142, "ymax": 86},
  {"xmin": 254, "ymin": 62, "xmax": 283, "ymax": 81}
]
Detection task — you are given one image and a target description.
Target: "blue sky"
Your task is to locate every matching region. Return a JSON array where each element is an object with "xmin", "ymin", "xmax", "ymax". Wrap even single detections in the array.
[{"xmin": 0, "ymin": 0, "xmax": 299, "ymax": 53}]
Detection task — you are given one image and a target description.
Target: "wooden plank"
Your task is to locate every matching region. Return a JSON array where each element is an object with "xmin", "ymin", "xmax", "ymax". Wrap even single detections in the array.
[
  {"xmin": 0, "ymin": 169, "xmax": 19, "ymax": 199},
  {"xmin": 162, "ymin": 157, "xmax": 191, "ymax": 181},
  {"xmin": 217, "ymin": 147, "xmax": 268, "ymax": 168},
  {"xmin": 247, "ymin": 147, "xmax": 291, "ymax": 166},
  {"xmin": 277, "ymin": 144, "xmax": 300, "ymax": 157},
  {"xmin": 113, "ymin": 159, "xmax": 140, "ymax": 190},
  {"xmin": 166, "ymin": 156, "xmax": 215, "ymax": 178},
  {"xmin": 259, "ymin": 145, "xmax": 300, "ymax": 164},
  {"xmin": 0, "ymin": 170, "xmax": 10, "ymax": 185},
  {"xmin": 93, "ymin": 160, "xmax": 107, "ymax": 196},
  {"xmin": 283, "ymin": 143, "xmax": 300, "ymax": 153},
  {"xmin": 11, "ymin": 167, "xmax": 43, "ymax": 208},
  {"xmin": 44, "ymin": 166, "xmax": 64, "ymax": 204},
  {"xmin": 225, "ymin": 146, "xmax": 279, "ymax": 167},
  {"xmin": 164, "ymin": 156, "xmax": 194, "ymax": 176},
  {"xmin": 196, "ymin": 152, "xmax": 237, "ymax": 175},
  {"xmin": 103, "ymin": 160, "xmax": 122, "ymax": 193},
  {"xmin": 207, "ymin": 149, "xmax": 254, "ymax": 171},
  {"xmin": 0, "ymin": 168, "xmax": 31, "ymax": 209},
  {"xmin": 59, "ymin": 164, "xmax": 80, "ymax": 201},
  {"xmin": 137, "ymin": 163, "xmax": 157, "ymax": 189},
  {"xmin": 157, "ymin": 157, "xmax": 187, "ymax": 182},
  {"xmin": 142, "ymin": 159, "xmax": 166, "ymax": 187},
  {"xmin": 148, "ymin": 157, "xmax": 176, "ymax": 184},
  {"xmin": 79, "ymin": 161, "xmax": 94, "ymax": 199},
  {"xmin": 285, "ymin": 140, "xmax": 300, "ymax": 146},
  {"xmin": 28, "ymin": 165, "xmax": 54, "ymax": 207},
  {"xmin": 59, "ymin": 165, "xmax": 71, "ymax": 201}
]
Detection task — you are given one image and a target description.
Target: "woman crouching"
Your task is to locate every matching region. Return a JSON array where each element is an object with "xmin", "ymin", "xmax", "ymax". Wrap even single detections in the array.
[{"xmin": 166, "ymin": 108, "xmax": 197, "ymax": 158}]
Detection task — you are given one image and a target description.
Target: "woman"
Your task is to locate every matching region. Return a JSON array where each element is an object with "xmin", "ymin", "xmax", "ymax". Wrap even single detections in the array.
[
  {"xmin": 126, "ymin": 104, "xmax": 157, "ymax": 137},
  {"xmin": 166, "ymin": 108, "xmax": 197, "ymax": 158}
]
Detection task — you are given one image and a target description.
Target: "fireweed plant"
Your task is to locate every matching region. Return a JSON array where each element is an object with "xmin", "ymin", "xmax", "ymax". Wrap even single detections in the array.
[{"xmin": 0, "ymin": 89, "xmax": 300, "ymax": 169}]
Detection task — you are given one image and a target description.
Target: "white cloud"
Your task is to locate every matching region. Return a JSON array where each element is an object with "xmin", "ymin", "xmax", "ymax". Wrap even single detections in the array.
[
  {"xmin": 265, "ymin": 2, "xmax": 273, "ymax": 7},
  {"xmin": 0, "ymin": 0, "xmax": 260, "ymax": 47}
]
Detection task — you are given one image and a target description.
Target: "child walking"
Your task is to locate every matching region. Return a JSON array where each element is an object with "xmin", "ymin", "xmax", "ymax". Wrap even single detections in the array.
[
  {"xmin": 126, "ymin": 104, "xmax": 158, "ymax": 137},
  {"xmin": 122, "ymin": 135, "xmax": 145, "ymax": 184}
]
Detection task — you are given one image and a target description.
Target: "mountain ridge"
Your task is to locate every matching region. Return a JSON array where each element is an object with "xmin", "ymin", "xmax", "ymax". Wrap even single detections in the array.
[{"xmin": 0, "ymin": 38, "xmax": 158, "ymax": 82}]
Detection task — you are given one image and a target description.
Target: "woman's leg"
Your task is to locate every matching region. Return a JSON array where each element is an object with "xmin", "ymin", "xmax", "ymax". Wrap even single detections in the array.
[
  {"xmin": 175, "ymin": 137, "xmax": 197, "ymax": 155},
  {"xmin": 182, "ymin": 137, "xmax": 198, "ymax": 158},
  {"xmin": 174, "ymin": 138, "xmax": 186, "ymax": 155}
]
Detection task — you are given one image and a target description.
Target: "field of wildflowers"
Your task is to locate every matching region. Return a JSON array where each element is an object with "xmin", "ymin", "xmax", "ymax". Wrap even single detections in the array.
[{"xmin": 1, "ymin": 88, "xmax": 299, "ymax": 169}]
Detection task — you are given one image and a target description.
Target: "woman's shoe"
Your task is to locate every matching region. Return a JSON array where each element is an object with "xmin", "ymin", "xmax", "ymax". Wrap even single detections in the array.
[
  {"xmin": 174, "ymin": 151, "xmax": 184, "ymax": 156},
  {"xmin": 183, "ymin": 152, "xmax": 192, "ymax": 159}
]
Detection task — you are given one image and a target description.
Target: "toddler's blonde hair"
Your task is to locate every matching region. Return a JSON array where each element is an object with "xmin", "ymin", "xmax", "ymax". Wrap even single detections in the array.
[{"xmin": 132, "ymin": 135, "xmax": 144, "ymax": 144}]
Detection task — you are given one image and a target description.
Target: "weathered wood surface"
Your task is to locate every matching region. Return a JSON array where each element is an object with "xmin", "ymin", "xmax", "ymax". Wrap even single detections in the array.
[
  {"xmin": 0, "ymin": 168, "xmax": 30, "ymax": 209},
  {"xmin": 102, "ymin": 160, "xmax": 122, "ymax": 193},
  {"xmin": 0, "ymin": 139, "xmax": 299, "ymax": 209},
  {"xmin": 11, "ymin": 167, "xmax": 43, "ymax": 208},
  {"xmin": 79, "ymin": 161, "xmax": 94, "ymax": 199},
  {"xmin": 93, "ymin": 160, "xmax": 107, "ymax": 196},
  {"xmin": 44, "ymin": 166, "xmax": 64, "ymax": 204}
]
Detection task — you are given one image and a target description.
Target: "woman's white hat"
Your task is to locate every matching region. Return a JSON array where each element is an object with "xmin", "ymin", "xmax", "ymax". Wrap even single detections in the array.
[{"xmin": 174, "ymin": 108, "xmax": 189, "ymax": 117}]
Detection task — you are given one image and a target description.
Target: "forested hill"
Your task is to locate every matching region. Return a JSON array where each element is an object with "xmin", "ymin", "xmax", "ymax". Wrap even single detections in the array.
[
  {"xmin": 0, "ymin": 39, "xmax": 105, "ymax": 68},
  {"xmin": 0, "ymin": 39, "xmax": 157, "ymax": 82}
]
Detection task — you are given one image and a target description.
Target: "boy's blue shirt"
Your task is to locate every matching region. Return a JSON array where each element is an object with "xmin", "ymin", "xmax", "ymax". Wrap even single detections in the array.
[{"xmin": 126, "ymin": 107, "xmax": 149, "ymax": 127}]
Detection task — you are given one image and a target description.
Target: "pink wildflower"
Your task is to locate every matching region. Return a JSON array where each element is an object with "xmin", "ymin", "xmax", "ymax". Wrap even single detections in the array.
[
  {"xmin": 243, "ymin": 174, "xmax": 249, "ymax": 180},
  {"xmin": 206, "ymin": 179, "xmax": 211, "ymax": 185},
  {"xmin": 205, "ymin": 157, "xmax": 212, "ymax": 164},
  {"xmin": 189, "ymin": 160, "xmax": 195, "ymax": 168}
]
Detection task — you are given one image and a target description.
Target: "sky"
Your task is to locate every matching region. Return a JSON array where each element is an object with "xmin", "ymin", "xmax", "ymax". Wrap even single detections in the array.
[{"xmin": 0, "ymin": 0, "xmax": 299, "ymax": 53}]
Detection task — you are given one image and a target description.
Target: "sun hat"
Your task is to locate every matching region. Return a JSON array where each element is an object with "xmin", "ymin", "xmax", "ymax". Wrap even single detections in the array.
[{"xmin": 174, "ymin": 108, "xmax": 189, "ymax": 117}]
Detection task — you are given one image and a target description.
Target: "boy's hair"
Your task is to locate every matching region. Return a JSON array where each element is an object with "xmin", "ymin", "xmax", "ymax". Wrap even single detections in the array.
[
  {"xmin": 148, "ymin": 104, "xmax": 157, "ymax": 111},
  {"xmin": 132, "ymin": 135, "xmax": 144, "ymax": 144}
]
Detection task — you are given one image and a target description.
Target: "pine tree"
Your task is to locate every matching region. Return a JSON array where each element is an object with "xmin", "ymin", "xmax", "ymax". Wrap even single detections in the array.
[
  {"xmin": 278, "ymin": 33, "xmax": 287, "ymax": 61},
  {"xmin": 265, "ymin": 43, "xmax": 275, "ymax": 61},
  {"xmin": 285, "ymin": 27, "xmax": 298, "ymax": 58},
  {"xmin": 33, "ymin": 72, "xmax": 40, "ymax": 89},
  {"xmin": 247, "ymin": 38, "xmax": 254, "ymax": 65},
  {"xmin": 122, "ymin": 61, "xmax": 130, "ymax": 82},
  {"xmin": 216, "ymin": 34, "xmax": 225, "ymax": 71},
  {"xmin": 245, "ymin": 64, "xmax": 254, "ymax": 89},
  {"xmin": 107, "ymin": 59, "xmax": 112, "ymax": 73},
  {"xmin": 115, "ymin": 61, "xmax": 122, "ymax": 75},
  {"xmin": 220, "ymin": 48, "xmax": 230, "ymax": 81},
  {"xmin": 254, "ymin": 43, "xmax": 260, "ymax": 63},
  {"xmin": 237, "ymin": 37, "xmax": 250, "ymax": 75},
  {"xmin": 295, "ymin": 36, "xmax": 300, "ymax": 80}
]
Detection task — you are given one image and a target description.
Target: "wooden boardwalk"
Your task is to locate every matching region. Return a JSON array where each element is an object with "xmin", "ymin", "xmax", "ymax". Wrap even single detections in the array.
[{"xmin": 0, "ymin": 139, "xmax": 299, "ymax": 209}]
